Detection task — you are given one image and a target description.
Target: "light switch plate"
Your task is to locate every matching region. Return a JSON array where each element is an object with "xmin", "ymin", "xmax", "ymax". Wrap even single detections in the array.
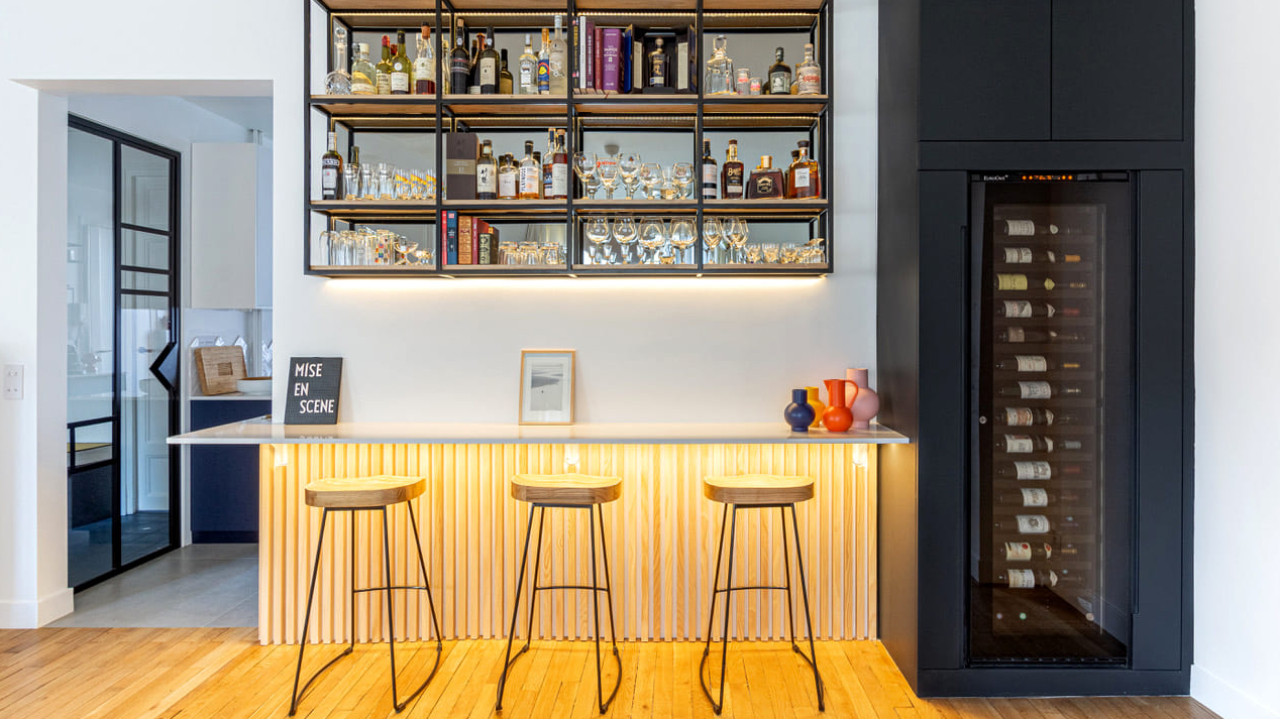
[{"xmin": 3, "ymin": 365, "xmax": 23, "ymax": 400}]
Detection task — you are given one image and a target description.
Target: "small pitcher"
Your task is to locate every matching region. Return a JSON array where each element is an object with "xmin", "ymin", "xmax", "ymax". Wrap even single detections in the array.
[{"xmin": 821, "ymin": 378, "xmax": 859, "ymax": 433}]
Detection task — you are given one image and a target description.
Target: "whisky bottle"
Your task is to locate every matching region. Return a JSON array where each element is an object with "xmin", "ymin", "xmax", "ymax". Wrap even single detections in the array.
[
  {"xmin": 720, "ymin": 140, "xmax": 744, "ymax": 199},
  {"xmin": 997, "ymin": 328, "xmax": 1088, "ymax": 344},
  {"xmin": 550, "ymin": 129, "xmax": 568, "ymax": 200},
  {"xmin": 1002, "ymin": 247, "xmax": 1083, "ymax": 264},
  {"xmin": 321, "ymin": 131, "xmax": 343, "ymax": 201},
  {"xmin": 993, "ymin": 355, "xmax": 1082, "ymax": 372},
  {"xmin": 787, "ymin": 140, "xmax": 820, "ymax": 199},
  {"xmin": 767, "ymin": 47, "xmax": 791, "ymax": 95},
  {"xmin": 413, "ymin": 25, "xmax": 436, "ymax": 95},
  {"xmin": 476, "ymin": 140, "xmax": 497, "ymax": 200},
  {"xmin": 993, "ymin": 434, "xmax": 1084, "ymax": 454},
  {"xmin": 997, "ymin": 490, "xmax": 1083, "ymax": 508},
  {"xmin": 549, "ymin": 15, "xmax": 568, "ymax": 95},
  {"xmin": 997, "ymin": 381, "xmax": 1084, "ymax": 399},
  {"xmin": 518, "ymin": 34, "xmax": 538, "ymax": 94},
  {"xmin": 995, "ymin": 273, "xmax": 1089, "ymax": 291},
  {"xmin": 1002, "ymin": 541, "xmax": 1055, "ymax": 561},
  {"xmin": 497, "ymin": 154, "xmax": 518, "ymax": 199},
  {"xmin": 450, "ymin": 24, "xmax": 470, "ymax": 94},
  {"xmin": 538, "ymin": 29, "xmax": 551, "ymax": 94},
  {"xmin": 478, "ymin": 32, "xmax": 500, "ymax": 94},
  {"xmin": 795, "ymin": 42, "xmax": 821, "ymax": 95},
  {"xmin": 499, "ymin": 49, "xmax": 514, "ymax": 94},
  {"xmin": 701, "ymin": 140, "xmax": 718, "ymax": 199},
  {"xmin": 376, "ymin": 35, "xmax": 394, "ymax": 94},
  {"xmin": 351, "ymin": 43, "xmax": 377, "ymax": 95},
  {"xmin": 745, "ymin": 155, "xmax": 785, "ymax": 199},
  {"xmin": 1000, "ymin": 407, "xmax": 1080, "ymax": 427},
  {"xmin": 649, "ymin": 38, "xmax": 667, "ymax": 88},
  {"xmin": 518, "ymin": 141, "xmax": 540, "ymax": 199}
]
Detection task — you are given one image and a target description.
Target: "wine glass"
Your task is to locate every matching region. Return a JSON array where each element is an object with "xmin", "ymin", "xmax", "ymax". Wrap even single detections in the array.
[
  {"xmin": 583, "ymin": 217, "xmax": 611, "ymax": 264},
  {"xmin": 597, "ymin": 158, "xmax": 620, "ymax": 200},
  {"xmin": 701, "ymin": 217, "xmax": 724, "ymax": 264},
  {"xmin": 669, "ymin": 218, "xmax": 697, "ymax": 264},
  {"xmin": 671, "ymin": 162, "xmax": 694, "ymax": 199},
  {"xmin": 613, "ymin": 216, "xmax": 638, "ymax": 264},
  {"xmin": 762, "ymin": 242, "xmax": 781, "ymax": 264},
  {"xmin": 638, "ymin": 217, "xmax": 667, "ymax": 264},
  {"xmin": 573, "ymin": 152, "xmax": 598, "ymax": 199},
  {"xmin": 638, "ymin": 162, "xmax": 663, "ymax": 200},
  {"xmin": 618, "ymin": 153, "xmax": 642, "ymax": 199},
  {"xmin": 724, "ymin": 217, "xmax": 749, "ymax": 263}
]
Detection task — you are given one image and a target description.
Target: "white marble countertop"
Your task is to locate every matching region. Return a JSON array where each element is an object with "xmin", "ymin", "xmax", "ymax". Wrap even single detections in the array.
[{"xmin": 168, "ymin": 416, "xmax": 910, "ymax": 445}]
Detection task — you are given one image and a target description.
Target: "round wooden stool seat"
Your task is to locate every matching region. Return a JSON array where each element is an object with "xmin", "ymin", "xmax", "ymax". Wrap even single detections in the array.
[
  {"xmin": 703, "ymin": 474, "xmax": 815, "ymax": 505},
  {"xmin": 510, "ymin": 473, "xmax": 622, "ymax": 505},
  {"xmin": 304, "ymin": 475, "xmax": 426, "ymax": 508}
]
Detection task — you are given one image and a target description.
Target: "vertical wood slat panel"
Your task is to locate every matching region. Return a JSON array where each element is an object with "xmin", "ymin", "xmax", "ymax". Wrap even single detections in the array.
[{"xmin": 260, "ymin": 443, "xmax": 875, "ymax": 645}]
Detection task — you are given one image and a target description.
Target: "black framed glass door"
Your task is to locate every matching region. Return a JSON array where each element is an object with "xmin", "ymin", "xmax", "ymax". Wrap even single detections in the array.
[{"xmin": 67, "ymin": 115, "xmax": 181, "ymax": 589}]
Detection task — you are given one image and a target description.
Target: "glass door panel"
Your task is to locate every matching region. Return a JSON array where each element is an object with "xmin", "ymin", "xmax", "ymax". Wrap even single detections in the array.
[{"xmin": 120, "ymin": 292, "xmax": 174, "ymax": 564}]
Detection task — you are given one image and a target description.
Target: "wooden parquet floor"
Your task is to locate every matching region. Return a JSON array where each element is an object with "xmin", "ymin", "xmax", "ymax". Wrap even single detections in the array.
[{"xmin": 0, "ymin": 628, "xmax": 1216, "ymax": 719}]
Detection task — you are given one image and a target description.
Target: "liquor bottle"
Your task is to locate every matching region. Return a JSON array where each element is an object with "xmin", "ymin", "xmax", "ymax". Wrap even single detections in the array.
[
  {"xmin": 518, "ymin": 34, "xmax": 538, "ymax": 94},
  {"xmin": 321, "ymin": 131, "xmax": 343, "ymax": 201},
  {"xmin": 450, "ymin": 25, "xmax": 470, "ymax": 94},
  {"xmin": 746, "ymin": 155, "xmax": 785, "ymax": 199},
  {"xmin": 767, "ymin": 47, "xmax": 791, "ymax": 95},
  {"xmin": 1001, "ymin": 247, "xmax": 1083, "ymax": 264},
  {"xmin": 991, "ymin": 514, "xmax": 1052, "ymax": 535},
  {"xmin": 499, "ymin": 49, "xmax": 514, "ymax": 94},
  {"xmin": 390, "ymin": 30, "xmax": 412, "ymax": 94},
  {"xmin": 345, "ymin": 145, "xmax": 361, "ymax": 200},
  {"xmin": 351, "ymin": 43, "xmax": 377, "ymax": 95},
  {"xmin": 518, "ymin": 141, "xmax": 541, "ymax": 200},
  {"xmin": 787, "ymin": 140, "xmax": 820, "ymax": 199},
  {"xmin": 550, "ymin": 129, "xmax": 568, "ymax": 200},
  {"xmin": 993, "ymin": 355, "xmax": 1082, "ymax": 372},
  {"xmin": 414, "ymin": 24, "xmax": 436, "ymax": 95},
  {"xmin": 995, "ymin": 273, "xmax": 1089, "ymax": 292},
  {"xmin": 376, "ymin": 36, "xmax": 394, "ymax": 94},
  {"xmin": 996, "ymin": 381, "xmax": 1084, "ymax": 399},
  {"xmin": 538, "ymin": 29, "xmax": 551, "ymax": 94},
  {"xmin": 478, "ymin": 32, "xmax": 500, "ymax": 94},
  {"xmin": 995, "ymin": 300, "xmax": 1082, "ymax": 318},
  {"xmin": 720, "ymin": 140, "xmax": 744, "ymax": 199},
  {"xmin": 700, "ymin": 140, "xmax": 718, "ymax": 199},
  {"xmin": 993, "ymin": 434, "xmax": 1085, "ymax": 454},
  {"xmin": 1002, "ymin": 219, "xmax": 1083, "ymax": 237},
  {"xmin": 497, "ymin": 154, "xmax": 518, "ymax": 200},
  {"xmin": 649, "ymin": 38, "xmax": 667, "ymax": 88},
  {"xmin": 468, "ymin": 36, "xmax": 481, "ymax": 93},
  {"xmin": 997, "ymin": 489, "xmax": 1083, "ymax": 508},
  {"xmin": 796, "ymin": 42, "xmax": 821, "ymax": 95},
  {"xmin": 995, "ymin": 568, "xmax": 1082, "ymax": 589},
  {"xmin": 541, "ymin": 130, "xmax": 556, "ymax": 199},
  {"xmin": 1000, "ymin": 407, "xmax": 1080, "ymax": 427},
  {"xmin": 997, "ymin": 327, "xmax": 1089, "ymax": 344},
  {"xmin": 326, "ymin": 26, "xmax": 351, "ymax": 94},
  {"xmin": 704, "ymin": 35, "xmax": 735, "ymax": 96},
  {"xmin": 549, "ymin": 15, "xmax": 568, "ymax": 95},
  {"xmin": 1002, "ymin": 541, "xmax": 1055, "ymax": 562},
  {"xmin": 994, "ymin": 460, "xmax": 1084, "ymax": 481},
  {"xmin": 476, "ymin": 140, "xmax": 497, "ymax": 200}
]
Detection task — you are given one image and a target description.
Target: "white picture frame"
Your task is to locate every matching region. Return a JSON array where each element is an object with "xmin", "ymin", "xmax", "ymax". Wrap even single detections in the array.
[{"xmin": 519, "ymin": 350, "xmax": 576, "ymax": 425}]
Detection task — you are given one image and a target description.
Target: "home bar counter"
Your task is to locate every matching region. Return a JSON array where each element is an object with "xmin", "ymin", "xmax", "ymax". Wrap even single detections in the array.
[{"xmin": 171, "ymin": 419, "xmax": 908, "ymax": 646}]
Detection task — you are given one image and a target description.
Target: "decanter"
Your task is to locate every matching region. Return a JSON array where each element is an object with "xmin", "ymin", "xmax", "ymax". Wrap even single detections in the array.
[
  {"xmin": 704, "ymin": 35, "xmax": 735, "ymax": 96},
  {"xmin": 325, "ymin": 26, "xmax": 351, "ymax": 95}
]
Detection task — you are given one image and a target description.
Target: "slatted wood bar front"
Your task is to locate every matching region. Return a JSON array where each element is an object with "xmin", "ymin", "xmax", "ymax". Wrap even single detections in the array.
[{"xmin": 258, "ymin": 442, "xmax": 876, "ymax": 646}]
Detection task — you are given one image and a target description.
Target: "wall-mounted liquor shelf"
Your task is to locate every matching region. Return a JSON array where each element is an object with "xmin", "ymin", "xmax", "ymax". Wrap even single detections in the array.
[{"xmin": 305, "ymin": 0, "xmax": 834, "ymax": 277}]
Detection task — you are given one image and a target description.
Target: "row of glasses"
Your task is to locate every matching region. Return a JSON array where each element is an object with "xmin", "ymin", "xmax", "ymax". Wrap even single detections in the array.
[
  {"xmin": 496, "ymin": 233, "xmax": 565, "ymax": 266},
  {"xmin": 314, "ymin": 227, "xmax": 432, "ymax": 267},
  {"xmin": 701, "ymin": 216, "xmax": 751, "ymax": 264},
  {"xmin": 573, "ymin": 152, "xmax": 695, "ymax": 200},
  {"xmin": 582, "ymin": 216, "xmax": 701, "ymax": 265},
  {"xmin": 342, "ymin": 162, "xmax": 436, "ymax": 202}
]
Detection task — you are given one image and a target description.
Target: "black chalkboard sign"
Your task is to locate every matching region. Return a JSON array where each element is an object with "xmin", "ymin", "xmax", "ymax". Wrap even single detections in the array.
[{"xmin": 284, "ymin": 357, "xmax": 343, "ymax": 425}]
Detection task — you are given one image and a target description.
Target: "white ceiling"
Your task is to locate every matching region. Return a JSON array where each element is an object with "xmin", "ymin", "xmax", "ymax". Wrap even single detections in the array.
[{"xmin": 182, "ymin": 96, "xmax": 273, "ymax": 138}]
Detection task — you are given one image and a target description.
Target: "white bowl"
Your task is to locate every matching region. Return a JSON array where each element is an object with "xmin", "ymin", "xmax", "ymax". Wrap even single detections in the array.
[{"xmin": 236, "ymin": 377, "xmax": 272, "ymax": 396}]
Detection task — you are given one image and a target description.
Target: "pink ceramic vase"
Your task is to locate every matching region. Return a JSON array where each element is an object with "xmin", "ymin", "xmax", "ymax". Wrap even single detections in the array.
[{"xmin": 846, "ymin": 368, "xmax": 880, "ymax": 430}]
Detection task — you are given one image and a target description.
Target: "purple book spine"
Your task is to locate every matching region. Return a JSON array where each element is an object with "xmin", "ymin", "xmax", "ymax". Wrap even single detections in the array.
[{"xmin": 602, "ymin": 28, "xmax": 622, "ymax": 91}]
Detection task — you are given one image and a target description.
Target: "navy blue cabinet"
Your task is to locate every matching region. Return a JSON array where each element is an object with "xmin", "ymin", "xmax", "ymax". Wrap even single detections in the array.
[{"xmin": 190, "ymin": 399, "xmax": 269, "ymax": 543}]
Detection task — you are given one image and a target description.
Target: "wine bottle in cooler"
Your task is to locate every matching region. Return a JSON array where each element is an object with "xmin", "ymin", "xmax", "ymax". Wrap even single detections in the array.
[
  {"xmin": 997, "ymin": 327, "xmax": 1089, "ymax": 344},
  {"xmin": 992, "ymin": 434, "xmax": 1084, "ymax": 454},
  {"xmin": 994, "ymin": 460, "xmax": 1084, "ymax": 480},
  {"xmin": 993, "ymin": 514, "xmax": 1085, "ymax": 534},
  {"xmin": 995, "ymin": 568, "xmax": 1082, "ymax": 589},
  {"xmin": 1001, "ymin": 247, "xmax": 1083, "ymax": 264},
  {"xmin": 997, "ymin": 381, "xmax": 1084, "ymax": 400},
  {"xmin": 996, "ymin": 488, "xmax": 1083, "ymax": 508},
  {"xmin": 993, "ymin": 355, "xmax": 1082, "ymax": 372},
  {"xmin": 999, "ymin": 407, "xmax": 1080, "ymax": 427},
  {"xmin": 995, "ymin": 273, "xmax": 1089, "ymax": 292},
  {"xmin": 1002, "ymin": 540, "xmax": 1054, "ymax": 561},
  {"xmin": 1001, "ymin": 219, "xmax": 1085, "ymax": 237}
]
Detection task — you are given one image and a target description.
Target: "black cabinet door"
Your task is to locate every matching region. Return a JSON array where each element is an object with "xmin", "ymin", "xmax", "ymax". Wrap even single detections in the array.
[
  {"xmin": 1051, "ymin": 0, "xmax": 1184, "ymax": 140},
  {"xmin": 920, "ymin": 0, "xmax": 1052, "ymax": 142}
]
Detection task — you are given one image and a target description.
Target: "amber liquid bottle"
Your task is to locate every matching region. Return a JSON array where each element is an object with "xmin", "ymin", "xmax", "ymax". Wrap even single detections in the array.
[
  {"xmin": 720, "ymin": 140, "xmax": 744, "ymax": 199},
  {"xmin": 745, "ymin": 155, "xmax": 785, "ymax": 199},
  {"xmin": 787, "ymin": 140, "xmax": 820, "ymax": 199}
]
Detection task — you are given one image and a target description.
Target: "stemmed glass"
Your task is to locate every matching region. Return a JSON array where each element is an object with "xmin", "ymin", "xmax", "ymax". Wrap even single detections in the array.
[
  {"xmin": 638, "ymin": 162, "xmax": 663, "ymax": 200},
  {"xmin": 725, "ymin": 217, "xmax": 749, "ymax": 263},
  {"xmin": 573, "ymin": 152, "xmax": 598, "ymax": 199},
  {"xmin": 638, "ymin": 217, "xmax": 667, "ymax": 264},
  {"xmin": 613, "ymin": 216, "xmax": 638, "ymax": 264},
  {"xmin": 701, "ymin": 217, "xmax": 723, "ymax": 264},
  {"xmin": 584, "ymin": 217, "xmax": 611, "ymax": 264},
  {"xmin": 618, "ymin": 153, "xmax": 642, "ymax": 199},
  {"xmin": 597, "ymin": 159, "xmax": 620, "ymax": 200},
  {"xmin": 669, "ymin": 218, "xmax": 697, "ymax": 264},
  {"xmin": 671, "ymin": 162, "xmax": 694, "ymax": 199}
]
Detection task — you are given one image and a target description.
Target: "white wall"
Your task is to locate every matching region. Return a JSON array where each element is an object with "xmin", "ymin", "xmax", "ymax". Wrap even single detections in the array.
[{"xmin": 1192, "ymin": 1, "xmax": 1280, "ymax": 717}]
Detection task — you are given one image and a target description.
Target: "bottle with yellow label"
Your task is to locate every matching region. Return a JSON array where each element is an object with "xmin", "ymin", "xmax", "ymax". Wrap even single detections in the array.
[{"xmin": 994, "ymin": 273, "xmax": 1088, "ymax": 291}]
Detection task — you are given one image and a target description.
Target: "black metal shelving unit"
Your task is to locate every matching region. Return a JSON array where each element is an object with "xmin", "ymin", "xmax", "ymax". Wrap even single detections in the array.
[{"xmin": 303, "ymin": 0, "xmax": 834, "ymax": 278}]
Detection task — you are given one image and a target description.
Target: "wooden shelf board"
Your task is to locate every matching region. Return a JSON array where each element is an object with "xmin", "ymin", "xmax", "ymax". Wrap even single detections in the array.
[
  {"xmin": 573, "ymin": 199, "xmax": 699, "ymax": 212},
  {"xmin": 317, "ymin": 0, "xmax": 434, "ymax": 12},
  {"xmin": 442, "ymin": 199, "xmax": 569, "ymax": 214},
  {"xmin": 311, "ymin": 200, "xmax": 437, "ymax": 216},
  {"xmin": 701, "ymin": 199, "xmax": 829, "ymax": 215},
  {"xmin": 311, "ymin": 95, "xmax": 437, "ymax": 116},
  {"xmin": 311, "ymin": 264, "xmax": 440, "ymax": 272},
  {"xmin": 445, "ymin": 94, "xmax": 568, "ymax": 116}
]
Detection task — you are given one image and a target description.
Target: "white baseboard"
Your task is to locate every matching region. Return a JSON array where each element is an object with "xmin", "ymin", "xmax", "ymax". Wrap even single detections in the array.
[
  {"xmin": 1192, "ymin": 664, "xmax": 1279, "ymax": 719},
  {"xmin": 0, "ymin": 587, "xmax": 74, "ymax": 628}
]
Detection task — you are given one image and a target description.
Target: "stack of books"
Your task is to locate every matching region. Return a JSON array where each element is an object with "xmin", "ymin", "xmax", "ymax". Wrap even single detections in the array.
[{"xmin": 440, "ymin": 210, "xmax": 501, "ymax": 265}]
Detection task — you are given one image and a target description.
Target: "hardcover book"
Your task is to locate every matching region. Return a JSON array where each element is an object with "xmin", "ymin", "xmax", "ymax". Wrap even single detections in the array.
[
  {"xmin": 477, "ymin": 220, "xmax": 495, "ymax": 264},
  {"xmin": 621, "ymin": 26, "xmax": 634, "ymax": 93},
  {"xmin": 443, "ymin": 210, "xmax": 458, "ymax": 265},
  {"xmin": 594, "ymin": 25, "xmax": 604, "ymax": 91},
  {"xmin": 602, "ymin": 28, "xmax": 622, "ymax": 91},
  {"xmin": 458, "ymin": 214, "xmax": 474, "ymax": 264},
  {"xmin": 445, "ymin": 132, "xmax": 478, "ymax": 200}
]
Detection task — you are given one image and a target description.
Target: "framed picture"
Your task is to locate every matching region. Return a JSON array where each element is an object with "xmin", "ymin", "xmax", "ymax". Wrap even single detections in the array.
[{"xmin": 519, "ymin": 350, "xmax": 576, "ymax": 425}]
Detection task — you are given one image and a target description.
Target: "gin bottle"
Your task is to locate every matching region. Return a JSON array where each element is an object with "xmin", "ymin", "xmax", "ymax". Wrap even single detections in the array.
[
  {"xmin": 325, "ymin": 26, "xmax": 351, "ymax": 95},
  {"xmin": 704, "ymin": 35, "xmax": 735, "ymax": 96},
  {"xmin": 351, "ymin": 43, "xmax": 377, "ymax": 95}
]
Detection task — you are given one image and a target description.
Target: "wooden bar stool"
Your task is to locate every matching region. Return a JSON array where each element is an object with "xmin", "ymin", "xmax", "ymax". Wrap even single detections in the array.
[
  {"xmin": 495, "ymin": 473, "xmax": 623, "ymax": 714},
  {"xmin": 289, "ymin": 475, "xmax": 443, "ymax": 716},
  {"xmin": 699, "ymin": 474, "xmax": 825, "ymax": 714}
]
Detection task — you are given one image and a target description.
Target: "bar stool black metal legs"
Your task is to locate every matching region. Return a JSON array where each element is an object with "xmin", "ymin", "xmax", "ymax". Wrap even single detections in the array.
[{"xmin": 289, "ymin": 476, "xmax": 443, "ymax": 716}]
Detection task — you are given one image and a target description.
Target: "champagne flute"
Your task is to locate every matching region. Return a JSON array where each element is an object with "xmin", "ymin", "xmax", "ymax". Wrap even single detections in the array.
[
  {"xmin": 669, "ymin": 218, "xmax": 697, "ymax": 264},
  {"xmin": 613, "ymin": 216, "xmax": 638, "ymax": 264},
  {"xmin": 573, "ymin": 151, "xmax": 598, "ymax": 199},
  {"xmin": 638, "ymin": 217, "xmax": 667, "ymax": 264},
  {"xmin": 584, "ymin": 217, "xmax": 611, "ymax": 264},
  {"xmin": 725, "ymin": 217, "xmax": 749, "ymax": 263},
  {"xmin": 671, "ymin": 162, "xmax": 694, "ymax": 199},
  {"xmin": 638, "ymin": 162, "xmax": 663, "ymax": 200},
  {"xmin": 618, "ymin": 152, "xmax": 642, "ymax": 199},
  {"xmin": 701, "ymin": 217, "xmax": 724, "ymax": 264},
  {"xmin": 597, "ymin": 158, "xmax": 620, "ymax": 200}
]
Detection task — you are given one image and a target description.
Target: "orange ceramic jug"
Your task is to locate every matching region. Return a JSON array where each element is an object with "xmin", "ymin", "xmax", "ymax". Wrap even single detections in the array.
[{"xmin": 822, "ymin": 378, "xmax": 858, "ymax": 432}]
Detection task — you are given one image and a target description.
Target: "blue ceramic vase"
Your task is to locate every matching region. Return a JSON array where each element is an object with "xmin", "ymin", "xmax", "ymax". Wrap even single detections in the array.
[{"xmin": 784, "ymin": 388, "xmax": 816, "ymax": 432}]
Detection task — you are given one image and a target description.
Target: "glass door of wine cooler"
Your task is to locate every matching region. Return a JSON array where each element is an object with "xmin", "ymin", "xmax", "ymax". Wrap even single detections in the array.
[{"xmin": 968, "ymin": 173, "xmax": 1134, "ymax": 665}]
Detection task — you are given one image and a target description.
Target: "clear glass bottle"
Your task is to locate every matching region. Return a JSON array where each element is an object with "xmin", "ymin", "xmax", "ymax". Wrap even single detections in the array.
[
  {"xmin": 788, "ymin": 140, "xmax": 820, "ymax": 199},
  {"xmin": 518, "ymin": 34, "xmax": 538, "ymax": 94},
  {"xmin": 518, "ymin": 141, "xmax": 541, "ymax": 199},
  {"xmin": 390, "ymin": 30, "xmax": 412, "ymax": 94},
  {"xmin": 796, "ymin": 42, "xmax": 821, "ymax": 95},
  {"xmin": 376, "ymin": 35, "xmax": 393, "ymax": 95},
  {"xmin": 767, "ymin": 47, "xmax": 791, "ymax": 95},
  {"xmin": 537, "ymin": 29, "xmax": 551, "ymax": 94},
  {"xmin": 325, "ymin": 26, "xmax": 351, "ymax": 95},
  {"xmin": 413, "ymin": 24, "xmax": 436, "ymax": 95},
  {"xmin": 351, "ymin": 43, "xmax": 377, "ymax": 95},
  {"xmin": 649, "ymin": 38, "xmax": 667, "ymax": 88},
  {"xmin": 549, "ymin": 15, "xmax": 568, "ymax": 95},
  {"xmin": 704, "ymin": 35, "xmax": 735, "ymax": 96},
  {"xmin": 498, "ymin": 154, "xmax": 518, "ymax": 199}
]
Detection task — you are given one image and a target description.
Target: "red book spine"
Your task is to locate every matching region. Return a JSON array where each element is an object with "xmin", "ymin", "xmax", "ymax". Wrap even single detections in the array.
[{"xmin": 594, "ymin": 26, "xmax": 604, "ymax": 91}]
